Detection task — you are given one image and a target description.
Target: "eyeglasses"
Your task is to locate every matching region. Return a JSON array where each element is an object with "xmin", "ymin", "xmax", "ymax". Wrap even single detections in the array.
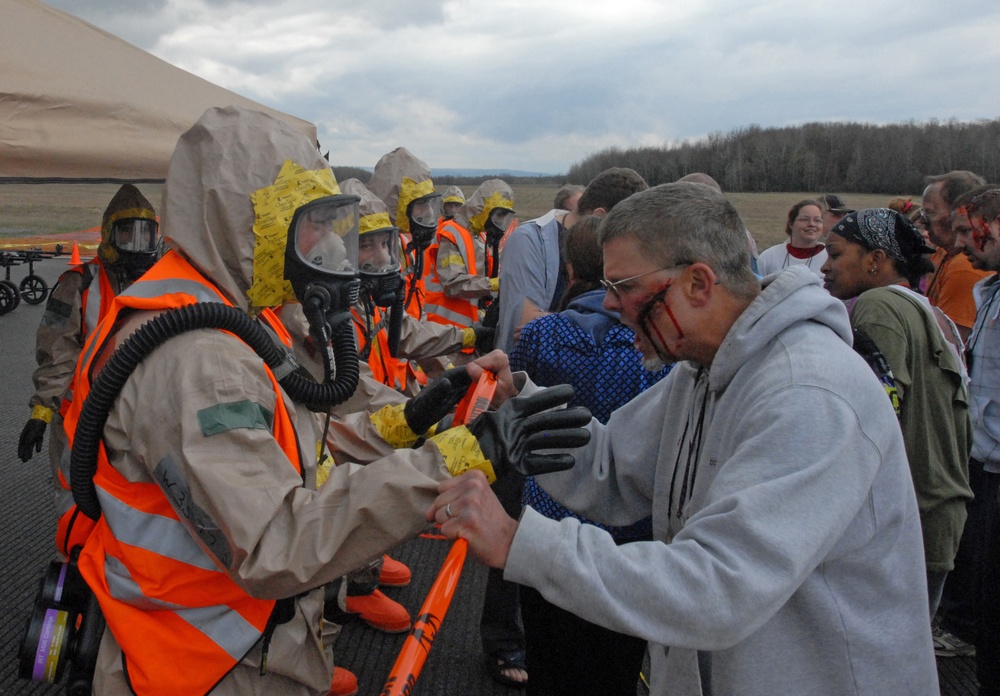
[{"xmin": 601, "ymin": 264, "xmax": 687, "ymax": 300}]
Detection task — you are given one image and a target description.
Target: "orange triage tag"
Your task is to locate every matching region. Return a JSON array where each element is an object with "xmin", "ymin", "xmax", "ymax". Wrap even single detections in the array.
[{"xmin": 452, "ymin": 371, "xmax": 497, "ymax": 425}]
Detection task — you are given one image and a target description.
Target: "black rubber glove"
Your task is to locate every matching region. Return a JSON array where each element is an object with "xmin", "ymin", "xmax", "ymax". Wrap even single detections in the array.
[
  {"xmin": 18, "ymin": 418, "xmax": 48, "ymax": 463},
  {"xmin": 469, "ymin": 384, "xmax": 592, "ymax": 477},
  {"xmin": 403, "ymin": 366, "xmax": 473, "ymax": 436},
  {"xmin": 472, "ymin": 324, "xmax": 496, "ymax": 354}
]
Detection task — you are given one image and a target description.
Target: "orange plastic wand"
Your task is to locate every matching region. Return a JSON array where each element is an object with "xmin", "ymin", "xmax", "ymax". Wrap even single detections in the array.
[{"xmin": 380, "ymin": 371, "xmax": 497, "ymax": 696}]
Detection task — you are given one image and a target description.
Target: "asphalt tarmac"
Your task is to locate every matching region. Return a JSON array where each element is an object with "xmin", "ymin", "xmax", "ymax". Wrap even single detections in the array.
[{"xmin": 0, "ymin": 257, "xmax": 977, "ymax": 695}]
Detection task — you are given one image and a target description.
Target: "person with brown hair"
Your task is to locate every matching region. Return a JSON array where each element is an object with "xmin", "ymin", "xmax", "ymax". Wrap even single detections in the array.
[{"xmin": 755, "ymin": 199, "xmax": 827, "ymax": 278}]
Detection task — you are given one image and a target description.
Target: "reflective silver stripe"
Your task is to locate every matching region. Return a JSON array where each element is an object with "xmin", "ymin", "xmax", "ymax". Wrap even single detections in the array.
[
  {"xmin": 83, "ymin": 277, "xmax": 102, "ymax": 334},
  {"xmin": 122, "ymin": 277, "xmax": 225, "ymax": 303},
  {"xmin": 442, "ymin": 224, "xmax": 475, "ymax": 271},
  {"xmin": 78, "ymin": 325, "xmax": 102, "ymax": 379},
  {"xmin": 423, "ymin": 303, "xmax": 474, "ymax": 327},
  {"xmin": 96, "ymin": 486, "xmax": 222, "ymax": 571},
  {"xmin": 423, "ymin": 277, "xmax": 444, "ymax": 292},
  {"xmin": 104, "ymin": 556, "xmax": 259, "ymax": 661}
]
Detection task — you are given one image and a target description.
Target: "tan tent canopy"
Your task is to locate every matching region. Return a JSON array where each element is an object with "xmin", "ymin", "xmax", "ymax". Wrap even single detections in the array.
[{"xmin": 0, "ymin": 0, "xmax": 317, "ymax": 181}]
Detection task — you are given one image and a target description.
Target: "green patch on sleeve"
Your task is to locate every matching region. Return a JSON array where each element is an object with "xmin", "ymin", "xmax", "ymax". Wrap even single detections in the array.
[{"xmin": 197, "ymin": 399, "xmax": 274, "ymax": 437}]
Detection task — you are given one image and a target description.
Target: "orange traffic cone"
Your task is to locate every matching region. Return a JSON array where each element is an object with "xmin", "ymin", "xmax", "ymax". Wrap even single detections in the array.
[{"xmin": 67, "ymin": 243, "xmax": 81, "ymax": 265}]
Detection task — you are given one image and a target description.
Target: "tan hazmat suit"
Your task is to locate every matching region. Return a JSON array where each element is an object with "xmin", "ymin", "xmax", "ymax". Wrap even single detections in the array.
[{"xmin": 88, "ymin": 106, "xmax": 452, "ymax": 695}]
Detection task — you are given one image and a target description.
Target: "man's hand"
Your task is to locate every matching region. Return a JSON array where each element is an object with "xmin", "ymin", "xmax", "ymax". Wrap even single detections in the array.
[
  {"xmin": 467, "ymin": 350, "xmax": 516, "ymax": 407},
  {"xmin": 426, "ymin": 471, "xmax": 518, "ymax": 569}
]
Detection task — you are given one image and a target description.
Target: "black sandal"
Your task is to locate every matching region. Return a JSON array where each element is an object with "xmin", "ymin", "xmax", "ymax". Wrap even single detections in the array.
[{"xmin": 485, "ymin": 649, "xmax": 529, "ymax": 689}]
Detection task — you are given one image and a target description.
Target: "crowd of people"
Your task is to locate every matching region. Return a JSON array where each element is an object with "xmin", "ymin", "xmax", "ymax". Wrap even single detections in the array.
[{"xmin": 14, "ymin": 103, "xmax": 1000, "ymax": 696}]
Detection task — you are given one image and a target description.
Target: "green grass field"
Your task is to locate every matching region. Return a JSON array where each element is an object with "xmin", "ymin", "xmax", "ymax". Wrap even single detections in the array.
[{"xmin": 0, "ymin": 182, "xmax": 914, "ymax": 254}]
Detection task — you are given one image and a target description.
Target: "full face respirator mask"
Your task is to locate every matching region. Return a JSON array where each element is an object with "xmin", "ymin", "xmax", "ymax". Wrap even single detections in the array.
[
  {"xmin": 284, "ymin": 194, "xmax": 362, "ymax": 333},
  {"xmin": 406, "ymin": 193, "xmax": 443, "ymax": 257},
  {"xmin": 358, "ymin": 227, "xmax": 403, "ymax": 307},
  {"xmin": 358, "ymin": 226, "xmax": 405, "ymax": 358},
  {"xmin": 108, "ymin": 217, "xmax": 160, "ymax": 282},
  {"xmin": 484, "ymin": 207, "xmax": 515, "ymax": 277}
]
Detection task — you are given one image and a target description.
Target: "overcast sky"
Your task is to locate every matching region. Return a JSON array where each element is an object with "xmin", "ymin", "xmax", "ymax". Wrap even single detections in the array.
[{"xmin": 44, "ymin": 0, "xmax": 1000, "ymax": 174}]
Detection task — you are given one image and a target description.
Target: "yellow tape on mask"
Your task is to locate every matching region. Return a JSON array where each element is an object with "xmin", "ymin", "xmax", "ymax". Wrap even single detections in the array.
[
  {"xmin": 469, "ymin": 191, "xmax": 514, "ymax": 233},
  {"xmin": 397, "ymin": 177, "xmax": 435, "ymax": 234},
  {"xmin": 248, "ymin": 160, "xmax": 340, "ymax": 309},
  {"xmin": 428, "ymin": 426, "xmax": 496, "ymax": 483},
  {"xmin": 360, "ymin": 211, "xmax": 394, "ymax": 236}
]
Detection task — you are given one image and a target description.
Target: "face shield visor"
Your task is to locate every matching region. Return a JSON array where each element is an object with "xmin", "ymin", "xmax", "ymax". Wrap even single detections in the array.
[
  {"xmin": 285, "ymin": 195, "xmax": 361, "ymax": 330},
  {"xmin": 486, "ymin": 207, "xmax": 516, "ymax": 245},
  {"xmin": 290, "ymin": 195, "xmax": 360, "ymax": 277},
  {"xmin": 110, "ymin": 218, "xmax": 159, "ymax": 254},
  {"xmin": 489, "ymin": 208, "xmax": 515, "ymax": 234},
  {"xmin": 407, "ymin": 193, "xmax": 443, "ymax": 248},
  {"xmin": 443, "ymin": 201, "xmax": 463, "ymax": 220},
  {"xmin": 358, "ymin": 228, "xmax": 401, "ymax": 277},
  {"xmin": 108, "ymin": 217, "xmax": 160, "ymax": 281}
]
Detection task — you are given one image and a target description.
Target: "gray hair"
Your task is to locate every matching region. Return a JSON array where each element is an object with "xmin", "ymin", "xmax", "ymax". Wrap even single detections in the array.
[
  {"xmin": 599, "ymin": 183, "xmax": 759, "ymax": 300},
  {"xmin": 553, "ymin": 184, "xmax": 585, "ymax": 211}
]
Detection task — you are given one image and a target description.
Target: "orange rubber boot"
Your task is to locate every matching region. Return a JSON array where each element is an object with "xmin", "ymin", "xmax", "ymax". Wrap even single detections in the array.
[
  {"xmin": 378, "ymin": 555, "xmax": 411, "ymax": 587},
  {"xmin": 329, "ymin": 666, "xmax": 358, "ymax": 696},
  {"xmin": 344, "ymin": 588, "xmax": 412, "ymax": 633}
]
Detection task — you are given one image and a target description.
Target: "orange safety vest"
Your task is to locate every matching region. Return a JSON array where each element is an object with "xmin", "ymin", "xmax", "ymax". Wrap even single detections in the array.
[
  {"xmin": 352, "ymin": 304, "xmax": 408, "ymax": 390},
  {"xmin": 399, "ymin": 232, "xmax": 427, "ymax": 319},
  {"xmin": 424, "ymin": 219, "xmax": 481, "ymax": 333},
  {"xmin": 50, "ymin": 260, "xmax": 119, "ymax": 544},
  {"xmin": 55, "ymin": 259, "xmax": 116, "ymax": 423},
  {"xmin": 62, "ymin": 250, "xmax": 303, "ymax": 696}
]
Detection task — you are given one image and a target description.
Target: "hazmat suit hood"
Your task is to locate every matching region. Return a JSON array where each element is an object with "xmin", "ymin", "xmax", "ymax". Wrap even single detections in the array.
[
  {"xmin": 467, "ymin": 179, "xmax": 515, "ymax": 234},
  {"xmin": 98, "ymin": 183, "xmax": 157, "ymax": 267},
  {"xmin": 366, "ymin": 147, "xmax": 435, "ymax": 234},
  {"xmin": 441, "ymin": 185, "xmax": 465, "ymax": 206},
  {"xmin": 340, "ymin": 178, "xmax": 394, "ymax": 235},
  {"xmin": 162, "ymin": 106, "xmax": 339, "ymax": 312}
]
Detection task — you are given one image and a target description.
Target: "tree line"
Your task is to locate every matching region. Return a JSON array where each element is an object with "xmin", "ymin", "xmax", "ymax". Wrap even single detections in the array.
[{"xmin": 565, "ymin": 119, "xmax": 1000, "ymax": 194}]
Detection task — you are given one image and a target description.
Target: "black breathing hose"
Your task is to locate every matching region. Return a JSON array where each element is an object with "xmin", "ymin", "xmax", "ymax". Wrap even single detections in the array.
[
  {"xmin": 386, "ymin": 287, "xmax": 404, "ymax": 358},
  {"xmin": 70, "ymin": 302, "xmax": 359, "ymax": 521}
]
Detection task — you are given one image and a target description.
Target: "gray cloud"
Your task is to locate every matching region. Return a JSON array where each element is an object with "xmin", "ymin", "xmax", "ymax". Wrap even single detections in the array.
[{"xmin": 39, "ymin": 0, "xmax": 1000, "ymax": 173}]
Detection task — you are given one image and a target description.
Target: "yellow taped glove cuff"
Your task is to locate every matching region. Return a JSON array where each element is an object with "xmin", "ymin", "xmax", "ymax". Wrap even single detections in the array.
[
  {"xmin": 369, "ymin": 403, "xmax": 420, "ymax": 449},
  {"xmin": 316, "ymin": 453, "xmax": 335, "ymax": 487},
  {"xmin": 462, "ymin": 328, "xmax": 477, "ymax": 349},
  {"xmin": 429, "ymin": 425, "xmax": 496, "ymax": 484},
  {"xmin": 489, "ymin": 277, "xmax": 500, "ymax": 292},
  {"xmin": 31, "ymin": 405, "xmax": 54, "ymax": 423}
]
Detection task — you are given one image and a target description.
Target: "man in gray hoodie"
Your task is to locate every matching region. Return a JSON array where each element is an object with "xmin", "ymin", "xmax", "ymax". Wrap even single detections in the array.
[{"xmin": 429, "ymin": 182, "xmax": 938, "ymax": 695}]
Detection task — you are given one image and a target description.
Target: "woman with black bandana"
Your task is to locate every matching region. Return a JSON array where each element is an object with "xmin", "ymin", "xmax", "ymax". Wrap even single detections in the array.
[
  {"xmin": 756, "ymin": 199, "xmax": 828, "ymax": 278},
  {"xmin": 821, "ymin": 208, "xmax": 973, "ymax": 623}
]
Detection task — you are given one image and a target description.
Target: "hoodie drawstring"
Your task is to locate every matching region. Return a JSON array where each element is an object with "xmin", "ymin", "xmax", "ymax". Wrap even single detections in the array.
[{"xmin": 668, "ymin": 367, "xmax": 710, "ymax": 521}]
